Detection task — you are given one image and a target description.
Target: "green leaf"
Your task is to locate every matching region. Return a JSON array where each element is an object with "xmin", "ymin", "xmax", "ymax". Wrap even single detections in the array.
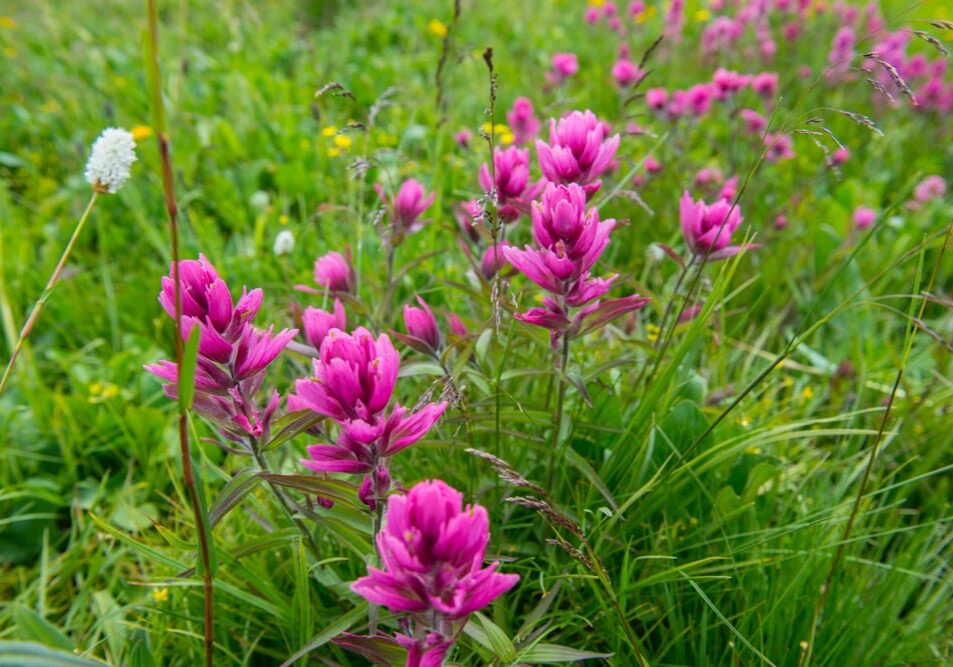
[
  {"xmin": 208, "ymin": 467, "xmax": 261, "ymax": 528},
  {"xmin": 279, "ymin": 602, "xmax": 368, "ymax": 667},
  {"xmin": 519, "ymin": 643, "xmax": 614, "ymax": 663},
  {"xmin": 10, "ymin": 607, "xmax": 73, "ymax": 652},
  {"xmin": 179, "ymin": 324, "xmax": 200, "ymax": 411},
  {"xmin": 260, "ymin": 473, "xmax": 360, "ymax": 509},
  {"xmin": 464, "ymin": 613, "xmax": 516, "ymax": 663},
  {"xmin": 397, "ymin": 361, "xmax": 444, "ymax": 378},
  {"xmin": 564, "ymin": 447, "xmax": 618, "ymax": 511},
  {"xmin": 91, "ymin": 591, "xmax": 125, "ymax": 660},
  {"xmin": 0, "ymin": 641, "xmax": 106, "ymax": 666},
  {"xmin": 263, "ymin": 411, "xmax": 323, "ymax": 452}
]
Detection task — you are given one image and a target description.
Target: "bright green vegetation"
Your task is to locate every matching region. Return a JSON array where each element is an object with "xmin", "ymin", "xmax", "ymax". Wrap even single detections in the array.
[{"xmin": 1, "ymin": 0, "xmax": 951, "ymax": 665}]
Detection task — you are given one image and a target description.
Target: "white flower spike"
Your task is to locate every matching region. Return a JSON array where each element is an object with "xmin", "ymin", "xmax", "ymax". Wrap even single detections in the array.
[{"xmin": 84, "ymin": 127, "xmax": 137, "ymax": 194}]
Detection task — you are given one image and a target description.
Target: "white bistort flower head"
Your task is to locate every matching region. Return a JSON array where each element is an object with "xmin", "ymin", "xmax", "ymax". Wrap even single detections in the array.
[
  {"xmin": 84, "ymin": 127, "xmax": 137, "ymax": 194},
  {"xmin": 273, "ymin": 229, "xmax": 295, "ymax": 256}
]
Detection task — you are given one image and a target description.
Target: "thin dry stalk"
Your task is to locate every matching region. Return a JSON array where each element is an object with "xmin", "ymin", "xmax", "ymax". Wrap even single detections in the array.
[{"xmin": 146, "ymin": 3, "xmax": 214, "ymax": 665}]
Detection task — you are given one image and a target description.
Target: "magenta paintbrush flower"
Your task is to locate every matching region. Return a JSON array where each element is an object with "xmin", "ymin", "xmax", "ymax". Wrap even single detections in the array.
[
  {"xmin": 646, "ymin": 87, "xmax": 668, "ymax": 111},
  {"xmin": 297, "ymin": 251, "xmax": 354, "ymax": 295},
  {"xmin": 146, "ymin": 256, "xmax": 295, "ymax": 443},
  {"xmin": 315, "ymin": 251, "xmax": 354, "ymax": 292},
  {"xmin": 536, "ymin": 110, "xmax": 619, "ymax": 196},
  {"xmin": 158, "ymin": 254, "xmax": 263, "ymax": 333},
  {"xmin": 480, "ymin": 242, "xmax": 508, "ymax": 280},
  {"xmin": 478, "ymin": 146, "xmax": 542, "ymax": 222},
  {"xmin": 611, "ymin": 57, "xmax": 644, "ymax": 88},
  {"xmin": 302, "ymin": 298, "xmax": 346, "ymax": 350},
  {"xmin": 750, "ymin": 71, "xmax": 779, "ymax": 99},
  {"xmin": 550, "ymin": 52, "xmax": 578, "ymax": 83},
  {"xmin": 402, "ymin": 296, "xmax": 441, "ymax": 355},
  {"xmin": 302, "ymin": 402, "xmax": 446, "ymax": 476},
  {"xmin": 680, "ymin": 191, "xmax": 755, "ymax": 261},
  {"xmin": 293, "ymin": 327, "xmax": 399, "ymax": 424},
  {"xmin": 506, "ymin": 97, "xmax": 541, "ymax": 145},
  {"xmin": 504, "ymin": 183, "xmax": 648, "ymax": 342},
  {"xmin": 295, "ymin": 328, "xmax": 447, "ymax": 505},
  {"xmin": 376, "ymin": 179, "xmax": 436, "ymax": 242},
  {"xmin": 351, "ymin": 479, "xmax": 519, "ymax": 619},
  {"xmin": 853, "ymin": 206, "xmax": 876, "ymax": 229}
]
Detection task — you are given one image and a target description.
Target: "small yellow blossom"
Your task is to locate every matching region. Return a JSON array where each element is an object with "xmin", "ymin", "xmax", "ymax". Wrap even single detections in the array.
[
  {"xmin": 645, "ymin": 323, "xmax": 660, "ymax": 343},
  {"xmin": 746, "ymin": 446, "xmax": 762, "ymax": 455},
  {"xmin": 131, "ymin": 125, "xmax": 153, "ymax": 141},
  {"xmin": 494, "ymin": 123, "xmax": 508, "ymax": 133},
  {"xmin": 500, "ymin": 132, "xmax": 514, "ymax": 145},
  {"xmin": 321, "ymin": 126, "xmax": 337, "ymax": 137},
  {"xmin": 799, "ymin": 641, "xmax": 809, "ymax": 652},
  {"xmin": 333, "ymin": 134, "xmax": 352, "ymax": 149},
  {"xmin": 89, "ymin": 382, "xmax": 102, "ymax": 396},
  {"xmin": 278, "ymin": 214, "xmax": 289, "ymax": 225},
  {"xmin": 782, "ymin": 376, "xmax": 794, "ymax": 388},
  {"xmin": 0, "ymin": 16, "xmax": 16, "ymax": 29},
  {"xmin": 428, "ymin": 19, "xmax": 448, "ymax": 37},
  {"xmin": 694, "ymin": 9, "xmax": 711, "ymax": 21},
  {"xmin": 327, "ymin": 147, "xmax": 341, "ymax": 158},
  {"xmin": 740, "ymin": 415, "xmax": 751, "ymax": 428},
  {"xmin": 152, "ymin": 588, "xmax": 169, "ymax": 603},
  {"xmin": 588, "ymin": 0, "xmax": 605, "ymax": 6},
  {"xmin": 801, "ymin": 386, "xmax": 814, "ymax": 399}
]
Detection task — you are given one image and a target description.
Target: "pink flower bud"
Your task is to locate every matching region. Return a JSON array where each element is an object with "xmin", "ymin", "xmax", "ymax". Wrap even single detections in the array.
[{"xmin": 403, "ymin": 296, "xmax": 441, "ymax": 354}]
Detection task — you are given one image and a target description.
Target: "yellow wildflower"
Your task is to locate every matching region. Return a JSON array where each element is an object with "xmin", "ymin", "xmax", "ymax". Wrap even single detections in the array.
[
  {"xmin": 801, "ymin": 386, "xmax": 814, "ymax": 399},
  {"xmin": 500, "ymin": 132, "xmax": 515, "ymax": 145},
  {"xmin": 131, "ymin": 125, "xmax": 153, "ymax": 141},
  {"xmin": 0, "ymin": 16, "xmax": 16, "ymax": 29},
  {"xmin": 278, "ymin": 214, "xmax": 289, "ymax": 225},
  {"xmin": 321, "ymin": 126, "xmax": 337, "ymax": 137},
  {"xmin": 694, "ymin": 9, "xmax": 711, "ymax": 21},
  {"xmin": 327, "ymin": 147, "xmax": 341, "ymax": 158},
  {"xmin": 333, "ymin": 134, "xmax": 352, "ymax": 149},
  {"xmin": 152, "ymin": 588, "xmax": 169, "ymax": 603},
  {"xmin": 588, "ymin": 0, "xmax": 605, "ymax": 6},
  {"xmin": 428, "ymin": 19, "xmax": 448, "ymax": 37}
]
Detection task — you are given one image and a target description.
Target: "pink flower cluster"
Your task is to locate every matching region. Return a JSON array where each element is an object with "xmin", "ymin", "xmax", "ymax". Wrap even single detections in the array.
[
  {"xmin": 341, "ymin": 480, "xmax": 519, "ymax": 665},
  {"xmin": 680, "ymin": 192, "xmax": 757, "ymax": 262},
  {"xmin": 292, "ymin": 327, "xmax": 446, "ymax": 509},
  {"xmin": 646, "ymin": 70, "xmax": 778, "ymax": 121},
  {"xmin": 536, "ymin": 110, "xmax": 620, "ymax": 197},
  {"xmin": 504, "ymin": 183, "xmax": 649, "ymax": 344},
  {"xmin": 376, "ymin": 179, "xmax": 436, "ymax": 245},
  {"xmin": 297, "ymin": 250, "xmax": 354, "ymax": 296},
  {"xmin": 145, "ymin": 256, "xmax": 295, "ymax": 443},
  {"xmin": 479, "ymin": 146, "xmax": 544, "ymax": 223}
]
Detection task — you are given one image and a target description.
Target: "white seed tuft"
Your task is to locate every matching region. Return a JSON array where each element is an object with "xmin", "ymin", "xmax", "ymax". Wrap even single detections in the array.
[{"xmin": 273, "ymin": 230, "xmax": 295, "ymax": 256}]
